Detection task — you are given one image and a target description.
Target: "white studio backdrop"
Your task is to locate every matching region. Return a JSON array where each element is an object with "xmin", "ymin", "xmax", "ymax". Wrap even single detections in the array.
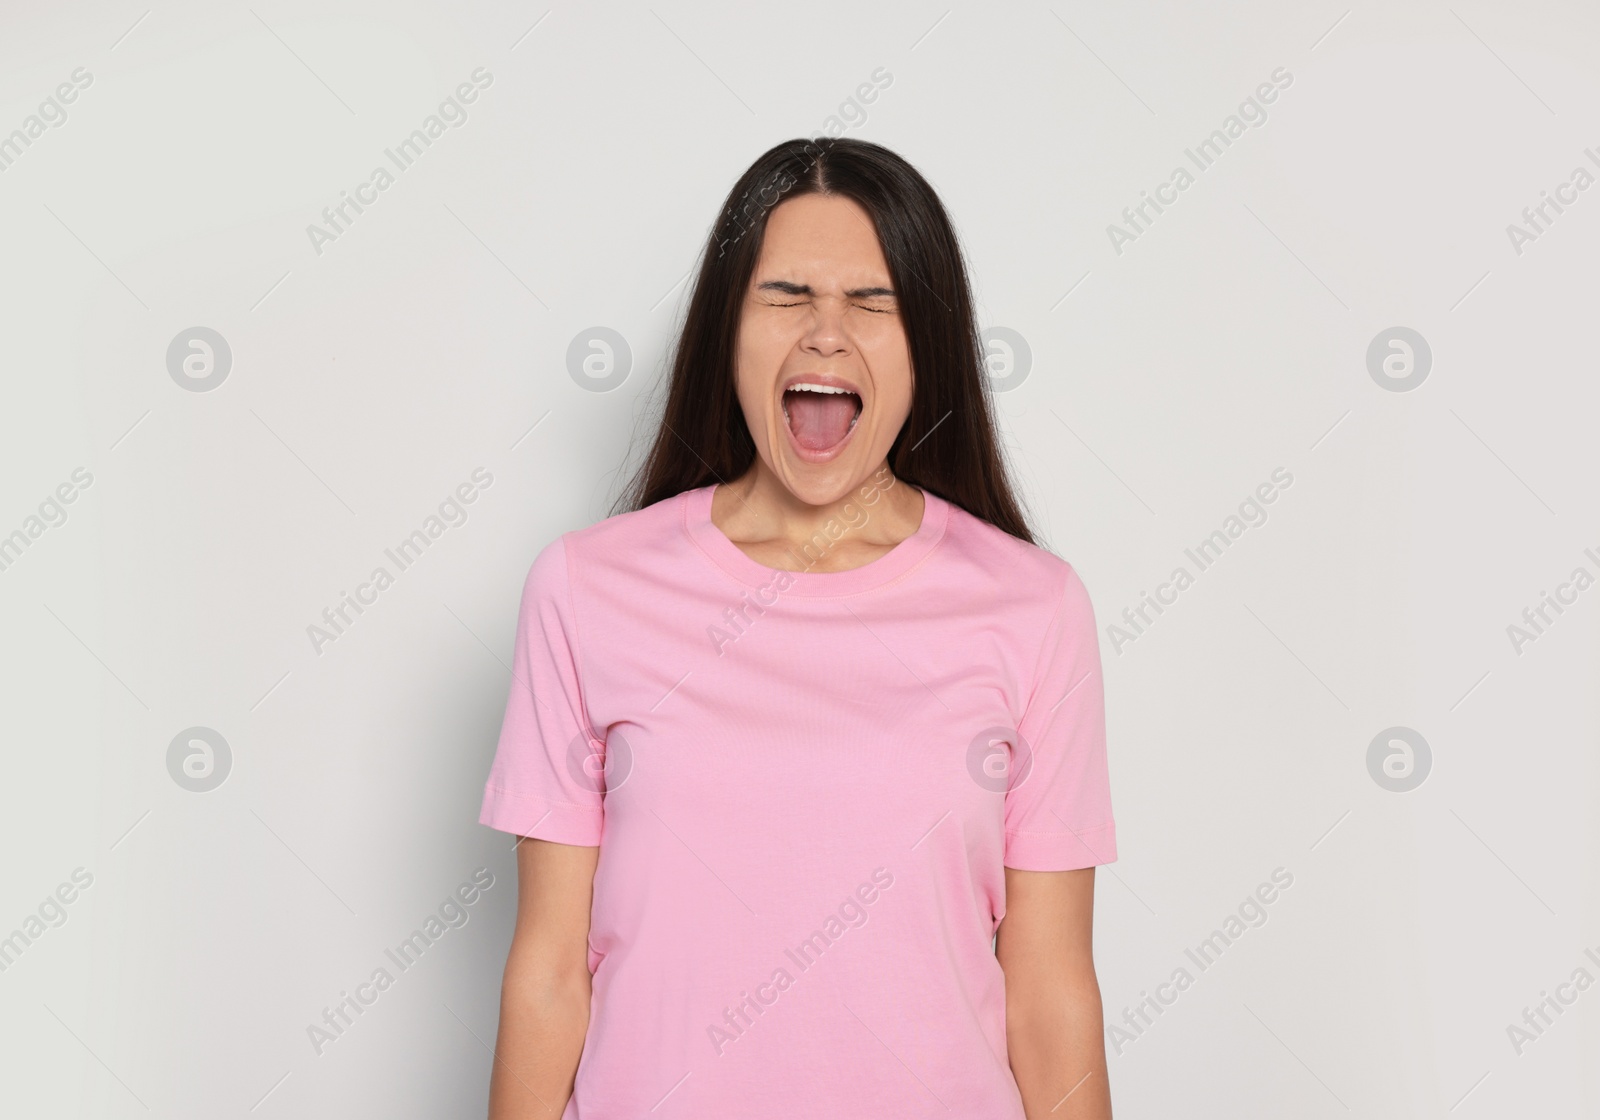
[{"xmin": 1, "ymin": 1, "xmax": 1596, "ymax": 1116}]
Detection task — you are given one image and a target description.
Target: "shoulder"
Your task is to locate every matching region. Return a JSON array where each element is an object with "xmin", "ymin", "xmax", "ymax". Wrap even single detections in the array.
[
  {"xmin": 523, "ymin": 487, "xmax": 692, "ymax": 597},
  {"xmin": 939, "ymin": 496, "xmax": 1092, "ymax": 618}
]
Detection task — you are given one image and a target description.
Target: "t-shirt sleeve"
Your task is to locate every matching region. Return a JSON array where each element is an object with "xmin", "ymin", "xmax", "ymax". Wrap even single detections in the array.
[
  {"xmin": 478, "ymin": 534, "xmax": 605, "ymax": 845},
  {"xmin": 1003, "ymin": 561, "xmax": 1118, "ymax": 871}
]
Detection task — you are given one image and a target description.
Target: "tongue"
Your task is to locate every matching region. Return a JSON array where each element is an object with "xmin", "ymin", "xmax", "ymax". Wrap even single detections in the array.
[{"xmin": 786, "ymin": 392, "xmax": 857, "ymax": 451}]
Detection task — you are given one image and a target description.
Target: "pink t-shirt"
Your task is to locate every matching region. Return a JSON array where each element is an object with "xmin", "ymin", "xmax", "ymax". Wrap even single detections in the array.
[{"xmin": 479, "ymin": 481, "xmax": 1117, "ymax": 1119}]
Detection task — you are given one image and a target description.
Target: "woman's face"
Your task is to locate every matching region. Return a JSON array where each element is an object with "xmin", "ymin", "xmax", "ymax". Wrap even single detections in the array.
[{"xmin": 734, "ymin": 192, "xmax": 913, "ymax": 504}]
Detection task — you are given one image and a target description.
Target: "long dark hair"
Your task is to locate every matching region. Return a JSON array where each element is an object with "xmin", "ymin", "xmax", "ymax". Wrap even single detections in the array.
[{"xmin": 613, "ymin": 135, "xmax": 1037, "ymax": 545}]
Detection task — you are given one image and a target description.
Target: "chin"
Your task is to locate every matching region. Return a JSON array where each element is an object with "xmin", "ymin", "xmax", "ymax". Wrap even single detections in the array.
[{"xmin": 771, "ymin": 451, "xmax": 877, "ymax": 506}]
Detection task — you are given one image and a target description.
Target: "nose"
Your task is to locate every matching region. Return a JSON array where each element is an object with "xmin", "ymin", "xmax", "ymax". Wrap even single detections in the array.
[{"xmin": 798, "ymin": 296, "xmax": 852, "ymax": 359}]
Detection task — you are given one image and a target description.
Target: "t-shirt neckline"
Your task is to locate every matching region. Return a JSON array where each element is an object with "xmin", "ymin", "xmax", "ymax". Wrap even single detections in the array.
[{"xmin": 682, "ymin": 481, "xmax": 950, "ymax": 597}]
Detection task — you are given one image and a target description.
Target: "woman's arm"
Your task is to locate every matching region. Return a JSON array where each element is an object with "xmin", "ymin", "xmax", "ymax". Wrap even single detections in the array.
[
  {"xmin": 996, "ymin": 866, "xmax": 1113, "ymax": 1120},
  {"xmin": 488, "ymin": 837, "xmax": 600, "ymax": 1119}
]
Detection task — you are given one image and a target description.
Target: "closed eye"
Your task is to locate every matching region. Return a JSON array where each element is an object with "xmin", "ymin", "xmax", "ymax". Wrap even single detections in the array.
[{"xmin": 765, "ymin": 301, "xmax": 895, "ymax": 313}]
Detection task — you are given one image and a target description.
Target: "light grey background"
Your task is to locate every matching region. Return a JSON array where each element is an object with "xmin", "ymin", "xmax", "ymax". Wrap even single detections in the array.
[{"xmin": 2, "ymin": 1, "xmax": 1596, "ymax": 1116}]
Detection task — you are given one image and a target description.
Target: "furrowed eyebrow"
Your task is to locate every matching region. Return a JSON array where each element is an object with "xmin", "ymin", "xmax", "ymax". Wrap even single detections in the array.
[{"xmin": 756, "ymin": 280, "xmax": 897, "ymax": 299}]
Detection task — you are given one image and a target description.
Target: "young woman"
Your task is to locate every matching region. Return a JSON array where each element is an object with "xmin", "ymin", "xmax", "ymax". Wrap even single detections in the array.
[{"xmin": 479, "ymin": 136, "xmax": 1118, "ymax": 1119}]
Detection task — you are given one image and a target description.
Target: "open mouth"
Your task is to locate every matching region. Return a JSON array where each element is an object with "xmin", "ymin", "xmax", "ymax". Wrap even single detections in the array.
[{"xmin": 782, "ymin": 384, "xmax": 862, "ymax": 455}]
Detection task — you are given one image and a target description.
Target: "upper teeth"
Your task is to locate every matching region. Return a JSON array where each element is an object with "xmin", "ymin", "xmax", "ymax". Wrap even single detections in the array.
[{"xmin": 788, "ymin": 383, "xmax": 854, "ymax": 394}]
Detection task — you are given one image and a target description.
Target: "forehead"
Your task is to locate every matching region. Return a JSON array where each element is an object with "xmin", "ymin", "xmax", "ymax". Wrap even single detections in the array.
[{"xmin": 755, "ymin": 194, "xmax": 890, "ymax": 280}]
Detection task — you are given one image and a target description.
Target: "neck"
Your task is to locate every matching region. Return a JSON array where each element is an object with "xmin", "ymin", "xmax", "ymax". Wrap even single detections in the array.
[{"xmin": 712, "ymin": 460, "xmax": 926, "ymax": 564}]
